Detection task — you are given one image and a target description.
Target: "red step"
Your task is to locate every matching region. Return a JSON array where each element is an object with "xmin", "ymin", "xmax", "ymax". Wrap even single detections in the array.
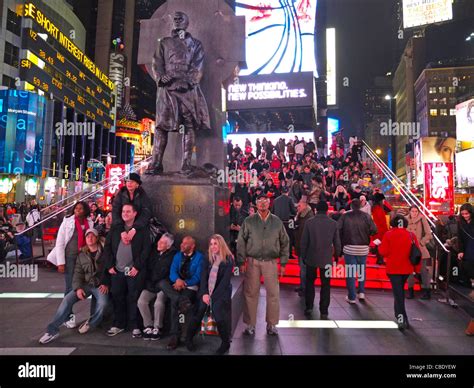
[{"xmin": 276, "ymin": 255, "xmax": 421, "ymax": 290}]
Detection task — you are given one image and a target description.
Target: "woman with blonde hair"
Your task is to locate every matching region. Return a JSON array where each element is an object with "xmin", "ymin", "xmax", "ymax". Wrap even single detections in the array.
[{"xmin": 185, "ymin": 234, "xmax": 234, "ymax": 354}]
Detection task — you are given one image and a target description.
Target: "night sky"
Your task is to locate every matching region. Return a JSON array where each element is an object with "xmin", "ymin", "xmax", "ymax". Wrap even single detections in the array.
[{"xmin": 327, "ymin": 0, "xmax": 398, "ymax": 136}]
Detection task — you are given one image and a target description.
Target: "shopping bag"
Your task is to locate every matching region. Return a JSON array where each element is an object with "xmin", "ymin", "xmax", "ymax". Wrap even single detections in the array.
[{"xmin": 200, "ymin": 305, "xmax": 219, "ymax": 336}]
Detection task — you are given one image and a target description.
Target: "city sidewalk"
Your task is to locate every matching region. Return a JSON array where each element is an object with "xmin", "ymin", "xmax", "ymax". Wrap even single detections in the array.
[{"xmin": 0, "ymin": 264, "xmax": 472, "ymax": 356}]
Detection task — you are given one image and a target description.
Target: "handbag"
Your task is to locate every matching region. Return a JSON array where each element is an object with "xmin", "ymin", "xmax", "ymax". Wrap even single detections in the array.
[
  {"xmin": 409, "ymin": 232, "xmax": 422, "ymax": 266},
  {"xmin": 421, "ymin": 219, "xmax": 435, "ymax": 252},
  {"xmin": 200, "ymin": 303, "xmax": 219, "ymax": 336}
]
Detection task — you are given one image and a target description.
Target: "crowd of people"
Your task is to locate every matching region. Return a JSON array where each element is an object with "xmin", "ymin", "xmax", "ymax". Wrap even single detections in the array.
[
  {"xmin": 2, "ymin": 132, "xmax": 468, "ymax": 348},
  {"xmin": 0, "ymin": 202, "xmax": 42, "ymax": 262},
  {"xmin": 227, "ymin": 134, "xmax": 474, "ymax": 334}
]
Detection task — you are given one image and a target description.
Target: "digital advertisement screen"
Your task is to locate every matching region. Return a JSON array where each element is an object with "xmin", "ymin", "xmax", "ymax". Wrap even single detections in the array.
[
  {"xmin": 226, "ymin": 72, "xmax": 314, "ymax": 110},
  {"xmin": 236, "ymin": 0, "xmax": 318, "ymax": 76},
  {"xmin": 0, "ymin": 90, "xmax": 46, "ymax": 176},
  {"xmin": 424, "ymin": 162, "xmax": 454, "ymax": 216},
  {"xmin": 21, "ymin": 28, "xmax": 114, "ymax": 111},
  {"xmin": 20, "ymin": 59, "xmax": 113, "ymax": 129},
  {"xmin": 455, "ymin": 99, "xmax": 474, "ymax": 142},
  {"xmin": 456, "ymin": 149, "xmax": 474, "ymax": 187},
  {"xmin": 327, "ymin": 117, "xmax": 340, "ymax": 151},
  {"xmin": 402, "ymin": 0, "xmax": 453, "ymax": 29}
]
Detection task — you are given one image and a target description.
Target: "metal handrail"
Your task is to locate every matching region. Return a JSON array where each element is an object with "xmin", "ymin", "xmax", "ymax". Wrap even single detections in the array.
[
  {"xmin": 39, "ymin": 156, "xmax": 152, "ymax": 214},
  {"xmin": 16, "ymin": 156, "xmax": 151, "ymax": 237},
  {"xmin": 363, "ymin": 142, "xmax": 449, "ymax": 254}
]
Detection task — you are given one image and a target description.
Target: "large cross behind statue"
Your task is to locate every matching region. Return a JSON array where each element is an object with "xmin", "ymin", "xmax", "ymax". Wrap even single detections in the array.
[{"xmin": 137, "ymin": 0, "xmax": 246, "ymax": 172}]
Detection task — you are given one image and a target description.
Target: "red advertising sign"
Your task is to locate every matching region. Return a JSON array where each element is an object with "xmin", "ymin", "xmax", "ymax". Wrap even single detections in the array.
[
  {"xmin": 104, "ymin": 164, "xmax": 128, "ymax": 211},
  {"xmin": 423, "ymin": 162, "xmax": 454, "ymax": 216}
]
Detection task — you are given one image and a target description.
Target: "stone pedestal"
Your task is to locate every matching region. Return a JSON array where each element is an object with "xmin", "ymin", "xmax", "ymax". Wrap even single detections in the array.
[{"xmin": 141, "ymin": 174, "xmax": 229, "ymax": 252}]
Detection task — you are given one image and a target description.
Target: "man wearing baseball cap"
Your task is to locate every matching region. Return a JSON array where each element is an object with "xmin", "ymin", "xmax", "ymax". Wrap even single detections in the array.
[
  {"xmin": 237, "ymin": 193, "xmax": 289, "ymax": 336},
  {"xmin": 112, "ymin": 172, "xmax": 152, "ymax": 245},
  {"xmin": 40, "ymin": 228, "xmax": 110, "ymax": 343}
]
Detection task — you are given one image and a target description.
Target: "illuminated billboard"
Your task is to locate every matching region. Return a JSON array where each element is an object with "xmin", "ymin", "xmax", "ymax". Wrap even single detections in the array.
[
  {"xmin": 402, "ymin": 0, "xmax": 453, "ymax": 29},
  {"xmin": 455, "ymin": 99, "xmax": 474, "ymax": 142},
  {"xmin": 326, "ymin": 28, "xmax": 336, "ymax": 106},
  {"xmin": 327, "ymin": 117, "xmax": 340, "ymax": 151},
  {"xmin": 236, "ymin": 0, "xmax": 317, "ymax": 76},
  {"xmin": 456, "ymin": 149, "xmax": 474, "ymax": 188},
  {"xmin": 20, "ymin": 3, "xmax": 115, "ymax": 129},
  {"xmin": 414, "ymin": 136, "xmax": 456, "ymax": 186},
  {"xmin": 226, "ymin": 72, "xmax": 313, "ymax": 110},
  {"xmin": 0, "ymin": 90, "xmax": 46, "ymax": 176},
  {"xmin": 424, "ymin": 162, "xmax": 454, "ymax": 216}
]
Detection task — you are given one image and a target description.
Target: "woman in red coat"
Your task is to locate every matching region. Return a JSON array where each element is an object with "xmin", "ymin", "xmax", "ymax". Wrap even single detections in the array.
[
  {"xmin": 371, "ymin": 193, "xmax": 391, "ymax": 265},
  {"xmin": 377, "ymin": 215, "xmax": 420, "ymax": 331}
]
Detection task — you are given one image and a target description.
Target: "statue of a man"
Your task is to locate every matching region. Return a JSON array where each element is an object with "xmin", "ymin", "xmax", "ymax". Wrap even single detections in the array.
[{"xmin": 147, "ymin": 11, "xmax": 211, "ymax": 175}]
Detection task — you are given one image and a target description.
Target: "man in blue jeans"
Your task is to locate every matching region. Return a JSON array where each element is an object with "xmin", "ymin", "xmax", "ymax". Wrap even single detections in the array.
[
  {"xmin": 39, "ymin": 228, "xmax": 110, "ymax": 344},
  {"xmin": 337, "ymin": 199, "xmax": 377, "ymax": 303}
]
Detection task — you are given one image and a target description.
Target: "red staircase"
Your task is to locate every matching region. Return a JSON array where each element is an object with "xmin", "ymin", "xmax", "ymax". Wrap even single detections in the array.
[{"xmin": 278, "ymin": 253, "xmax": 420, "ymax": 290}]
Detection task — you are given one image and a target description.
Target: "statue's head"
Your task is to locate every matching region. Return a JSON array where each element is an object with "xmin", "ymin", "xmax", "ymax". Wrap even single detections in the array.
[{"xmin": 173, "ymin": 11, "xmax": 189, "ymax": 31}]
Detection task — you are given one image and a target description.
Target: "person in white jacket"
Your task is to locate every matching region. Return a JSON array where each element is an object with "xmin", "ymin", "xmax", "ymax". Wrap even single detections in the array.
[
  {"xmin": 47, "ymin": 201, "xmax": 93, "ymax": 328},
  {"xmin": 26, "ymin": 205, "xmax": 41, "ymax": 241}
]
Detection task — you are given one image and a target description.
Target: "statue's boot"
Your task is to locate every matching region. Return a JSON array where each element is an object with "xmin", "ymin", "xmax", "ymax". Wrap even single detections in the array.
[
  {"xmin": 146, "ymin": 130, "xmax": 168, "ymax": 174},
  {"xmin": 181, "ymin": 127, "xmax": 196, "ymax": 173}
]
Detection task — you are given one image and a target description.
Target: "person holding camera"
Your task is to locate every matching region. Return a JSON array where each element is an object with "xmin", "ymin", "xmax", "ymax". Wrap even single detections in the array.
[
  {"xmin": 0, "ymin": 222, "xmax": 32, "ymax": 262},
  {"xmin": 103, "ymin": 203, "xmax": 151, "ymax": 338}
]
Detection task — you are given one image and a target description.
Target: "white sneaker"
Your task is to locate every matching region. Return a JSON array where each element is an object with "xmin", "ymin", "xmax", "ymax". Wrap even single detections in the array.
[
  {"xmin": 39, "ymin": 332, "xmax": 59, "ymax": 344},
  {"xmin": 358, "ymin": 293, "xmax": 366, "ymax": 301},
  {"xmin": 78, "ymin": 321, "xmax": 90, "ymax": 334},
  {"xmin": 345, "ymin": 296, "xmax": 356, "ymax": 304},
  {"xmin": 106, "ymin": 327, "xmax": 124, "ymax": 337},
  {"xmin": 132, "ymin": 328, "xmax": 142, "ymax": 338},
  {"xmin": 64, "ymin": 314, "xmax": 76, "ymax": 329}
]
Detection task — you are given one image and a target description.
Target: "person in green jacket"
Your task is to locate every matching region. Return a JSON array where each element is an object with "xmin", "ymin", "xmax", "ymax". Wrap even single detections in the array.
[{"xmin": 237, "ymin": 194, "xmax": 289, "ymax": 336}]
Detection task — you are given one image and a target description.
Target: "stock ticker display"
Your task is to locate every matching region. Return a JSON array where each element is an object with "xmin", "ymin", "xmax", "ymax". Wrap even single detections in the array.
[{"xmin": 20, "ymin": 3, "xmax": 115, "ymax": 129}]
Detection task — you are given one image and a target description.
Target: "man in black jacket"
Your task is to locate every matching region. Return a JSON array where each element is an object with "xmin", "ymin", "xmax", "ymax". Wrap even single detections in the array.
[
  {"xmin": 300, "ymin": 201, "xmax": 341, "ymax": 318},
  {"xmin": 230, "ymin": 197, "xmax": 248, "ymax": 256},
  {"xmin": 272, "ymin": 187, "xmax": 297, "ymax": 258},
  {"xmin": 104, "ymin": 203, "xmax": 151, "ymax": 338},
  {"xmin": 137, "ymin": 233, "xmax": 177, "ymax": 340},
  {"xmin": 112, "ymin": 173, "xmax": 152, "ymax": 244},
  {"xmin": 337, "ymin": 199, "xmax": 377, "ymax": 303}
]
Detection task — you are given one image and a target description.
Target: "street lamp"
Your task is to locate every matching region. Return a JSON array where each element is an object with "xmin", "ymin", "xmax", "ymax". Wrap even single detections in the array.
[
  {"xmin": 375, "ymin": 148, "xmax": 382, "ymax": 155},
  {"xmin": 385, "ymin": 95, "xmax": 392, "ymax": 101}
]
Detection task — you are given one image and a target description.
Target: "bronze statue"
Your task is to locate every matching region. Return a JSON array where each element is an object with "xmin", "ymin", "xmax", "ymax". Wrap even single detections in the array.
[{"xmin": 147, "ymin": 11, "xmax": 211, "ymax": 175}]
